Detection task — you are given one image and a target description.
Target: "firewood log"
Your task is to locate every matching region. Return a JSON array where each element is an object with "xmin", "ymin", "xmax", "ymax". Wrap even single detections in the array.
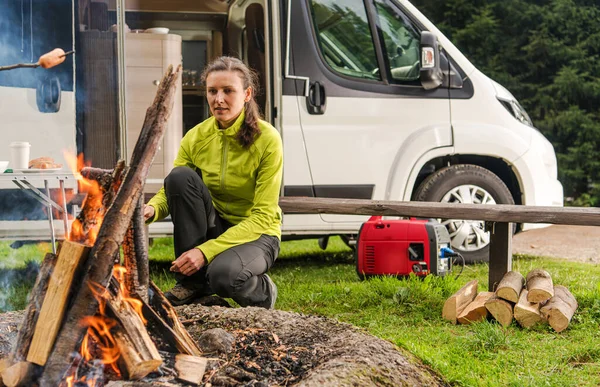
[
  {"xmin": 40, "ymin": 65, "xmax": 181, "ymax": 387},
  {"xmin": 11, "ymin": 253, "xmax": 57, "ymax": 362},
  {"xmin": 457, "ymin": 292, "xmax": 494, "ymax": 324},
  {"xmin": 484, "ymin": 296, "xmax": 513, "ymax": 327},
  {"xmin": 149, "ymin": 282, "xmax": 202, "ymax": 356},
  {"xmin": 174, "ymin": 354, "xmax": 207, "ymax": 385},
  {"xmin": 514, "ymin": 289, "xmax": 544, "ymax": 328},
  {"xmin": 540, "ymin": 285, "xmax": 578, "ymax": 333},
  {"xmin": 442, "ymin": 280, "xmax": 478, "ymax": 324},
  {"xmin": 495, "ymin": 271, "xmax": 524, "ymax": 303},
  {"xmin": 27, "ymin": 242, "xmax": 90, "ymax": 366},
  {"xmin": 105, "ymin": 279, "xmax": 162, "ymax": 379},
  {"xmin": 123, "ymin": 196, "xmax": 149, "ymax": 302},
  {"xmin": 526, "ymin": 269, "xmax": 554, "ymax": 303},
  {"xmin": 1, "ymin": 361, "xmax": 40, "ymax": 387}
]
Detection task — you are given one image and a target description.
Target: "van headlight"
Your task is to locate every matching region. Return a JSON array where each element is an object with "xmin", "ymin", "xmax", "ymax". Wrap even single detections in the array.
[{"xmin": 497, "ymin": 98, "xmax": 534, "ymax": 127}]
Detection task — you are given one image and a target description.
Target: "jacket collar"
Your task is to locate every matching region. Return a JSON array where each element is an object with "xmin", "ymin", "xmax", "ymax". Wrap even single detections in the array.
[{"xmin": 212, "ymin": 109, "xmax": 246, "ymax": 137}]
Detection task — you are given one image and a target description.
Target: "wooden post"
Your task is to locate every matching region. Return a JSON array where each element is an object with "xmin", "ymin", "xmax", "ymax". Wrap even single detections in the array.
[{"xmin": 487, "ymin": 222, "xmax": 512, "ymax": 291}]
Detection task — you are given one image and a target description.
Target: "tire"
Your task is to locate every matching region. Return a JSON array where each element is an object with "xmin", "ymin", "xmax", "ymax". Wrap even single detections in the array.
[{"xmin": 413, "ymin": 164, "xmax": 514, "ymax": 263}]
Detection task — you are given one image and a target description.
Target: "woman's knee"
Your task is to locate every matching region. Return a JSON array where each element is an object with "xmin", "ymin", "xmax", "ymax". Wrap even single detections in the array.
[
  {"xmin": 165, "ymin": 166, "xmax": 199, "ymax": 194},
  {"xmin": 206, "ymin": 254, "xmax": 241, "ymax": 298}
]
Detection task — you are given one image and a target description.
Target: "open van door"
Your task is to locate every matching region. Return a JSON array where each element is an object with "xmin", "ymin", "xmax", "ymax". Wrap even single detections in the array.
[{"xmin": 284, "ymin": 0, "xmax": 452, "ymax": 224}]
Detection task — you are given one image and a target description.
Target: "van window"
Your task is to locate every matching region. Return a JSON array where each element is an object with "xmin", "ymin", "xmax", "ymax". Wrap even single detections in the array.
[
  {"xmin": 374, "ymin": 0, "xmax": 421, "ymax": 82},
  {"xmin": 309, "ymin": 0, "xmax": 380, "ymax": 81}
]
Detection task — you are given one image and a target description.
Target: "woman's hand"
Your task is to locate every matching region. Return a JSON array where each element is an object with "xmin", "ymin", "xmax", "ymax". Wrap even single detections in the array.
[
  {"xmin": 170, "ymin": 248, "xmax": 207, "ymax": 276},
  {"xmin": 143, "ymin": 204, "xmax": 155, "ymax": 221}
]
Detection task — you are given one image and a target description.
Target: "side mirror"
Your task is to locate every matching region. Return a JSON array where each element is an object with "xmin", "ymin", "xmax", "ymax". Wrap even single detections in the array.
[{"xmin": 419, "ymin": 31, "xmax": 443, "ymax": 90}]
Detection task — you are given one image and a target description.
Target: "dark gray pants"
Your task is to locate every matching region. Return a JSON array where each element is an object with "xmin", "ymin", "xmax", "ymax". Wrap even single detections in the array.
[{"xmin": 164, "ymin": 166, "xmax": 279, "ymax": 307}]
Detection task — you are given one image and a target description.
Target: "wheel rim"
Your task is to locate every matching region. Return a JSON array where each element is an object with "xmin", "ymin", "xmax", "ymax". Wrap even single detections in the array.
[{"xmin": 440, "ymin": 185, "xmax": 496, "ymax": 252}]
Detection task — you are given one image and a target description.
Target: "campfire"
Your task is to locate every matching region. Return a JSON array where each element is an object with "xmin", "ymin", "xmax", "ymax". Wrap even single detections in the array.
[{"xmin": 0, "ymin": 65, "xmax": 207, "ymax": 387}]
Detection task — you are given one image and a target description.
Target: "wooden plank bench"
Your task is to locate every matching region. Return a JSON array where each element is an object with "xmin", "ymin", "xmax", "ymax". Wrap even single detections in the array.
[{"xmin": 279, "ymin": 197, "xmax": 600, "ymax": 290}]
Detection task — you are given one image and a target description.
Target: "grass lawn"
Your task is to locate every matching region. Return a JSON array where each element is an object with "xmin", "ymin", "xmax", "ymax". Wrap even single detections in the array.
[{"xmin": 1, "ymin": 237, "xmax": 599, "ymax": 386}]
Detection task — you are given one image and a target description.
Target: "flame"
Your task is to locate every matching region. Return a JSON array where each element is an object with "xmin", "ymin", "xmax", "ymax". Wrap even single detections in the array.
[
  {"xmin": 63, "ymin": 151, "xmax": 104, "ymax": 245},
  {"xmin": 76, "ymin": 265, "xmax": 147, "ymax": 382}
]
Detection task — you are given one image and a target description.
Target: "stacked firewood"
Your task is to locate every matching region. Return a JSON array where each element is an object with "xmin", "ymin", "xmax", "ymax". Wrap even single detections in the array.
[{"xmin": 443, "ymin": 270, "xmax": 578, "ymax": 332}]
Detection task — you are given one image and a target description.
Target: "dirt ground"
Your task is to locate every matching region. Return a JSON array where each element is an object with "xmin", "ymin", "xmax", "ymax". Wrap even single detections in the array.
[
  {"xmin": 0, "ymin": 306, "xmax": 448, "ymax": 387},
  {"xmin": 512, "ymin": 225, "xmax": 600, "ymax": 263}
]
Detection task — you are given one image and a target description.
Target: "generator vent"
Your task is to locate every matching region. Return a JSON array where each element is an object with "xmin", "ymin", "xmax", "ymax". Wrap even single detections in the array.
[{"xmin": 365, "ymin": 245, "xmax": 375, "ymax": 273}]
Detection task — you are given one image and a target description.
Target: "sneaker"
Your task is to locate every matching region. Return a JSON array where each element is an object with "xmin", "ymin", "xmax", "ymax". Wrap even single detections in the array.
[
  {"xmin": 260, "ymin": 274, "xmax": 277, "ymax": 310},
  {"xmin": 165, "ymin": 283, "xmax": 201, "ymax": 306}
]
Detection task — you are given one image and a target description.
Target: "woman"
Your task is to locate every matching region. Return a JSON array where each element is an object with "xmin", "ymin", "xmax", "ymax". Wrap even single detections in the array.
[{"xmin": 144, "ymin": 56, "xmax": 282, "ymax": 309}]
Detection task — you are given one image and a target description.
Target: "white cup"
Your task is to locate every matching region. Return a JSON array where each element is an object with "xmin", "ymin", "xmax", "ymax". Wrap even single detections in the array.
[{"xmin": 10, "ymin": 141, "xmax": 31, "ymax": 170}]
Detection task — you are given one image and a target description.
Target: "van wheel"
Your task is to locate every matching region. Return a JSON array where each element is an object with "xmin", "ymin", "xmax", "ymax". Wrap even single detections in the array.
[{"xmin": 413, "ymin": 164, "xmax": 514, "ymax": 263}]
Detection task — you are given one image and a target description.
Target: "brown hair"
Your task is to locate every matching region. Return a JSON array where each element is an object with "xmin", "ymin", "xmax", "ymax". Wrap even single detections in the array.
[{"xmin": 201, "ymin": 56, "xmax": 262, "ymax": 148}]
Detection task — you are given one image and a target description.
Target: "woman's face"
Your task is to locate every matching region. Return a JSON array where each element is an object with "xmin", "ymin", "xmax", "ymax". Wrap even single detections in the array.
[{"xmin": 206, "ymin": 70, "xmax": 251, "ymax": 128}]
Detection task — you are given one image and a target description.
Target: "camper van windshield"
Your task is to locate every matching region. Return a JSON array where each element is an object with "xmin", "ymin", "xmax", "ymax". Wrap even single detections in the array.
[{"xmin": 309, "ymin": 0, "xmax": 380, "ymax": 80}]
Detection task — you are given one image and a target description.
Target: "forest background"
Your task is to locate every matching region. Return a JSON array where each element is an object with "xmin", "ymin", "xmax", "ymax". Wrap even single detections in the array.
[{"xmin": 412, "ymin": 0, "xmax": 600, "ymax": 206}]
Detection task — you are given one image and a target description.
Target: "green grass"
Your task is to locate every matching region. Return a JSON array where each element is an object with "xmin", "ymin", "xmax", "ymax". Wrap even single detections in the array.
[{"xmin": 1, "ymin": 237, "xmax": 599, "ymax": 386}]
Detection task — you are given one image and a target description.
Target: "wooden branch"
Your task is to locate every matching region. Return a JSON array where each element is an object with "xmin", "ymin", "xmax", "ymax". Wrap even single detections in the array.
[
  {"xmin": 485, "ymin": 296, "xmax": 513, "ymax": 327},
  {"xmin": 514, "ymin": 289, "xmax": 544, "ymax": 328},
  {"xmin": 442, "ymin": 280, "xmax": 478, "ymax": 324},
  {"xmin": 11, "ymin": 253, "xmax": 57, "ymax": 362},
  {"xmin": 526, "ymin": 269, "xmax": 554, "ymax": 303},
  {"xmin": 123, "ymin": 196, "xmax": 149, "ymax": 302},
  {"xmin": 149, "ymin": 282, "xmax": 202, "ymax": 356},
  {"xmin": 27, "ymin": 242, "xmax": 90, "ymax": 366},
  {"xmin": 457, "ymin": 292, "xmax": 494, "ymax": 324},
  {"xmin": 495, "ymin": 271, "xmax": 524, "ymax": 303},
  {"xmin": 40, "ymin": 65, "xmax": 181, "ymax": 386},
  {"xmin": 175, "ymin": 354, "xmax": 207, "ymax": 385},
  {"xmin": 540, "ymin": 285, "xmax": 578, "ymax": 333},
  {"xmin": 278, "ymin": 197, "xmax": 600, "ymax": 226}
]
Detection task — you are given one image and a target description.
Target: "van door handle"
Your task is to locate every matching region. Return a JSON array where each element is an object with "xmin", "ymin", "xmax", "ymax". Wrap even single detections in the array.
[{"xmin": 306, "ymin": 81, "xmax": 326, "ymax": 115}]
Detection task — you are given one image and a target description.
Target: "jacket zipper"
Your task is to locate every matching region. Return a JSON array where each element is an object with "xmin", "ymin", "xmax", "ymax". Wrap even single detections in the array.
[{"xmin": 220, "ymin": 135, "xmax": 228, "ymax": 191}]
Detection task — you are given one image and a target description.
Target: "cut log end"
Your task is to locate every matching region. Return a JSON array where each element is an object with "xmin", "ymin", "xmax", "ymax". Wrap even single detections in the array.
[
  {"xmin": 175, "ymin": 354, "xmax": 207, "ymax": 386},
  {"xmin": 514, "ymin": 289, "xmax": 544, "ymax": 328},
  {"xmin": 457, "ymin": 291, "xmax": 494, "ymax": 325},
  {"xmin": 495, "ymin": 271, "xmax": 524, "ymax": 303},
  {"xmin": 526, "ymin": 269, "xmax": 554, "ymax": 303},
  {"xmin": 540, "ymin": 285, "xmax": 577, "ymax": 333},
  {"xmin": 485, "ymin": 296, "xmax": 513, "ymax": 327},
  {"xmin": 442, "ymin": 280, "xmax": 478, "ymax": 324}
]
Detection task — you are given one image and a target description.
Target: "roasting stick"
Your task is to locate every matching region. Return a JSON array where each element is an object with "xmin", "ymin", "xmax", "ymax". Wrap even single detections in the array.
[{"xmin": 0, "ymin": 49, "xmax": 74, "ymax": 72}]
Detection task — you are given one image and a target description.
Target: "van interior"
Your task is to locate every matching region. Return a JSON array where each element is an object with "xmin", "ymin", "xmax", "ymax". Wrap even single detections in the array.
[{"xmin": 78, "ymin": 0, "xmax": 270, "ymax": 169}]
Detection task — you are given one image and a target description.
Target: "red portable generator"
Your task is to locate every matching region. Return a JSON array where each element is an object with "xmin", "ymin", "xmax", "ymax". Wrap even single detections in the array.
[{"xmin": 356, "ymin": 216, "xmax": 453, "ymax": 279}]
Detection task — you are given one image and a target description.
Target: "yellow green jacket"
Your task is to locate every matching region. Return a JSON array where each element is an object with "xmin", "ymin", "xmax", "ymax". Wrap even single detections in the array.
[{"xmin": 147, "ymin": 111, "xmax": 283, "ymax": 263}]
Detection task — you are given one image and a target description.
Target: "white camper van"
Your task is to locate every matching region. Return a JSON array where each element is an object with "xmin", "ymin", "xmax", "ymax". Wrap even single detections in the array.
[{"xmin": 0, "ymin": 0, "xmax": 563, "ymax": 262}]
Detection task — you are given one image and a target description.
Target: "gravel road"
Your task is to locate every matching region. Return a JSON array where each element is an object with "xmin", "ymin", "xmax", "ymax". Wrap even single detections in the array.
[{"xmin": 512, "ymin": 225, "xmax": 600, "ymax": 263}]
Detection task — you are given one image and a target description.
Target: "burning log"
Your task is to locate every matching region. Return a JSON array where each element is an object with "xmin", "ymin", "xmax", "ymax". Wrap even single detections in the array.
[
  {"xmin": 148, "ymin": 282, "xmax": 202, "ymax": 356},
  {"xmin": 40, "ymin": 65, "xmax": 181, "ymax": 386},
  {"xmin": 122, "ymin": 197, "xmax": 149, "ymax": 303},
  {"xmin": 74, "ymin": 161, "xmax": 128, "ymax": 246},
  {"xmin": 27, "ymin": 241, "xmax": 91, "ymax": 366}
]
